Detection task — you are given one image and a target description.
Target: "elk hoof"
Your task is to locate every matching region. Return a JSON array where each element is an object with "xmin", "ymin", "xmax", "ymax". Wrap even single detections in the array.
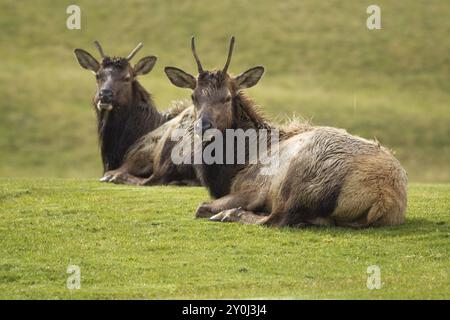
[
  {"xmin": 137, "ymin": 179, "xmax": 148, "ymax": 186},
  {"xmin": 195, "ymin": 202, "xmax": 214, "ymax": 219},
  {"xmin": 99, "ymin": 175, "xmax": 110, "ymax": 182},
  {"xmin": 107, "ymin": 172, "xmax": 132, "ymax": 184},
  {"xmin": 100, "ymin": 171, "xmax": 119, "ymax": 183},
  {"xmin": 210, "ymin": 208, "xmax": 243, "ymax": 222},
  {"xmin": 109, "ymin": 175, "xmax": 119, "ymax": 183}
]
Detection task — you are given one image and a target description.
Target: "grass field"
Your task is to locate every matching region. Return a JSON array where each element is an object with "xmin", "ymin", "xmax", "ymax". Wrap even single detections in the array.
[
  {"xmin": 0, "ymin": 178, "xmax": 448, "ymax": 299},
  {"xmin": 0, "ymin": 1, "xmax": 449, "ymax": 300}
]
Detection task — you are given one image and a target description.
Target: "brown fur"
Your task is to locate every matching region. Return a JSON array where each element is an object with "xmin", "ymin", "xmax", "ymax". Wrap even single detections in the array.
[
  {"xmin": 202, "ymin": 96, "xmax": 408, "ymax": 228},
  {"xmin": 165, "ymin": 37, "xmax": 407, "ymax": 228},
  {"xmin": 101, "ymin": 102, "xmax": 200, "ymax": 186},
  {"xmin": 74, "ymin": 46, "xmax": 165, "ymax": 173},
  {"xmin": 75, "ymin": 43, "xmax": 200, "ymax": 185}
]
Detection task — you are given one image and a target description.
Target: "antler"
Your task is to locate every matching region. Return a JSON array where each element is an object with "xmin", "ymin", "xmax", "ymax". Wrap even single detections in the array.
[
  {"xmin": 127, "ymin": 42, "xmax": 143, "ymax": 61},
  {"xmin": 222, "ymin": 36, "xmax": 235, "ymax": 73},
  {"xmin": 94, "ymin": 40, "xmax": 106, "ymax": 59},
  {"xmin": 191, "ymin": 36, "xmax": 203, "ymax": 74}
]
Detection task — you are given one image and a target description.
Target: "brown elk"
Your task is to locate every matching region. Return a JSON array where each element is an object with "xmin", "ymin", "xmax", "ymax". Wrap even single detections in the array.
[
  {"xmin": 164, "ymin": 37, "xmax": 408, "ymax": 228},
  {"xmin": 100, "ymin": 102, "xmax": 200, "ymax": 186},
  {"xmin": 74, "ymin": 41, "xmax": 182, "ymax": 175}
]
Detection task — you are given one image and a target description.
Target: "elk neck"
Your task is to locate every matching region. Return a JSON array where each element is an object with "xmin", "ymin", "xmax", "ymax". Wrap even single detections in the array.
[
  {"xmin": 97, "ymin": 80, "xmax": 165, "ymax": 172},
  {"xmin": 195, "ymin": 92, "xmax": 274, "ymax": 198}
]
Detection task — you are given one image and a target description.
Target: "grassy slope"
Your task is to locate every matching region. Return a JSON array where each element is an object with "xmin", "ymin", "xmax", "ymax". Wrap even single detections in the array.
[
  {"xmin": 0, "ymin": 178, "xmax": 448, "ymax": 299},
  {"xmin": 0, "ymin": 0, "xmax": 449, "ymax": 181}
]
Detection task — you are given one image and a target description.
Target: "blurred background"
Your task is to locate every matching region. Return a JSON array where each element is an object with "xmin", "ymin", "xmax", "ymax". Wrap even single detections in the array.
[{"xmin": 0, "ymin": 0, "xmax": 448, "ymax": 182}]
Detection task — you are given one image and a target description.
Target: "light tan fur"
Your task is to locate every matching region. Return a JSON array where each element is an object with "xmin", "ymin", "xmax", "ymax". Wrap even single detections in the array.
[
  {"xmin": 332, "ymin": 152, "xmax": 407, "ymax": 227},
  {"xmin": 205, "ymin": 125, "xmax": 408, "ymax": 228},
  {"xmin": 101, "ymin": 103, "xmax": 199, "ymax": 185}
]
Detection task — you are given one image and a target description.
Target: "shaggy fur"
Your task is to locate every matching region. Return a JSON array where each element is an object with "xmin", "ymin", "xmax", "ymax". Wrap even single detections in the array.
[
  {"xmin": 96, "ymin": 78, "xmax": 166, "ymax": 172},
  {"xmin": 101, "ymin": 101, "xmax": 200, "ymax": 186},
  {"xmin": 191, "ymin": 72, "xmax": 407, "ymax": 228},
  {"xmin": 75, "ymin": 46, "xmax": 197, "ymax": 184}
]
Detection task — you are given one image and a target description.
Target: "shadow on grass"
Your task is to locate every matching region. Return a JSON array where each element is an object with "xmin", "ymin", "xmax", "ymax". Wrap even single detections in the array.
[{"xmin": 280, "ymin": 217, "xmax": 448, "ymax": 237}]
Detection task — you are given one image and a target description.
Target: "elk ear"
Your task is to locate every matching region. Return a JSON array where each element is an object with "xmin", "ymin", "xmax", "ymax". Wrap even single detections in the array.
[
  {"xmin": 235, "ymin": 66, "xmax": 265, "ymax": 89},
  {"xmin": 74, "ymin": 49, "xmax": 100, "ymax": 73},
  {"xmin": 164, "ymin": 67, "xmax": 196, "ymax": 89},
  {"xmin": 134, "ymin": 56, "xmax": 157, "ymax": 76}
]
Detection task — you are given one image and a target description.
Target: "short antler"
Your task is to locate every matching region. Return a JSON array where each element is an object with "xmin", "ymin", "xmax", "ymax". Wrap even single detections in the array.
[
  {"xmin": 222, "ymin": 36, "xmax": 235, "ymax": 73},
  {"xmin": 191, "ymin": 36, "xmax": 203, "ymax": 74},
  {"xmin": 94, "ymin": 40, "xmax": 106, "ymax": 59},
  {"xmin": 127, "ymin": 42, "xmax": 143, "ymax": 61}
]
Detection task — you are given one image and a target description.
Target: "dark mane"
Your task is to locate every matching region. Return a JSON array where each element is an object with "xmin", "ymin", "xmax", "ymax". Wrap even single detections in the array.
[
  {"xmin": 194, "ymin": 91, "xmax": 274, "ymax": 198},
  {"xmin": 193, "ymin": 82, "xmax": 309, "ymax": 198},
  {"xmin": 233, "ymin": 91, "xmax": 310, "ymax": 139},
  {"xmin": 96, "ymin": 79, "xmax": 164, "ymax": 172},
  {"xmin": 232, "ymin": 91, "xmax": 271, "ymax": 131}
]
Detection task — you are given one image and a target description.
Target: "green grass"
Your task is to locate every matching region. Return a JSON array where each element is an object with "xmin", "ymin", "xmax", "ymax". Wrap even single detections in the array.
[
  {"xmin": 0, "ymin": 0, "xmax": 449, "ymax": 300},
  {"xmin": 0, "ymin": 178, "xmax": 448, "ymax": 299},
  {"xmin": 0, "ymin": 0, "xmax": 449, "ymax": 182}
]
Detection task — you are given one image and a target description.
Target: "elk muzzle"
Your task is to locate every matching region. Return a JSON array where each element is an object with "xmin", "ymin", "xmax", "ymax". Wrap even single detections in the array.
[
  {"xmin": 97, "ymin": 89, "xmax": 113, "ymax": 111},
  {"xmin": 194, "ymin": 118, "xmax": 213, "ymax": 140}
]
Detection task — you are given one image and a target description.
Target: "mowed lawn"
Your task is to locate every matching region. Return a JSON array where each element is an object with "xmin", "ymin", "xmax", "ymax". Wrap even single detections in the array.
[{"xmin": 0, "ymin": 178, "xmax": 448, "ymax": 299}]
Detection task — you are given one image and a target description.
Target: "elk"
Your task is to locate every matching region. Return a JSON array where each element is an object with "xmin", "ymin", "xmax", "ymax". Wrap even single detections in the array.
[
  {"xmin": 164, "ymin": 37, "xmax": 408, "ymax": 228},
  {"xmin": 101, "ymin": 102, "xmax": 199, "ymax": 186},
  {"xmin": 74, "ymin": 41, "xmax": 181, "ymax": 175}
]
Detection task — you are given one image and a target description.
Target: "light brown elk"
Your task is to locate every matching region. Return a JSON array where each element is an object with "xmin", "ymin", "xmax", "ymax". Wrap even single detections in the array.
[
  {"xmin": 164, "ymin": 37, "xmax": 408, "ymax": 228},
  {"xmin": 102, "ymin": 102, "xmax": 199, "ymax": 186}
]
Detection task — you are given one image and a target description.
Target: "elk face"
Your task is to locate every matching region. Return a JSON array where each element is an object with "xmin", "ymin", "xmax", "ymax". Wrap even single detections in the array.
[
  {"xmin": 74, "ymin": 42, "xmax": 157, "ymax": 112},
  {"xmin": 164, "ymin": 37, "xmax": 264, "ymax": 139},
  {"xmin": 191, "ymin": 70, "xmax": 234, "ymax": 136}
]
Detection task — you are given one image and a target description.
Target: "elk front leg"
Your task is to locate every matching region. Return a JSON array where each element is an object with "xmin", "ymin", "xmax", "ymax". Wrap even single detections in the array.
[
  {"xmin": 195, "ymin": 194, "xmax": 252, "ymax": 219},
  {"xmin": 210, "ymin": 208, "xmax": 269, "ymax": 225},
  {"xmin": 211, "ymin": 209, "xmax": 335, "ymax": 228},
  {"xmin": 100, "ymin": 166, "xmax": 145, "ymax": 185},
  {"xmin": 100, "ymin": 169, "xmax": 121, "ymax": 182},
  {"xmin": 108, "ymin": 172, "xmax": 147, "ymax": 185}
]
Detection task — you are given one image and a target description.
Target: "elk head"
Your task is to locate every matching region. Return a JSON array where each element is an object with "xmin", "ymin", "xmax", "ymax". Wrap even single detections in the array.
[
  {"xmin": 74, "ymin": 41, "xmax": 157, "ymax": 113},
  {"xmin": 164, "ymin": 37, "xmax": 264, "ymax": 139}
]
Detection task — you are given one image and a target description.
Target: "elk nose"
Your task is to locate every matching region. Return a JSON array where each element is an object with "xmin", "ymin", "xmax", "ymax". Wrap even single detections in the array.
[
  {"xmin": 201, "ymin": 119, "xmax": 212, "ymax": 132},
  {"xmin": 195, "ymin": 119, "xmax": 213, "ymax": 136},
  {"xmin": 99, "ymin": 89, "xmax": 113, "ymax": 103}
]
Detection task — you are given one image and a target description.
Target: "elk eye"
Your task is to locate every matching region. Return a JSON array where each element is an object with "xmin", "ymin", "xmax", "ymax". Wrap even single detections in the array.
[
  {"xmin": 225, "ymin": 96, "xmax": 232, "ymax": 103},
  {"xmin": 95, "ymin": 73, "xmax": 100, "ymax": 80},
  {"xmin": 123, "ymin": 75, "xmax": 131, "ymax": 82}
]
